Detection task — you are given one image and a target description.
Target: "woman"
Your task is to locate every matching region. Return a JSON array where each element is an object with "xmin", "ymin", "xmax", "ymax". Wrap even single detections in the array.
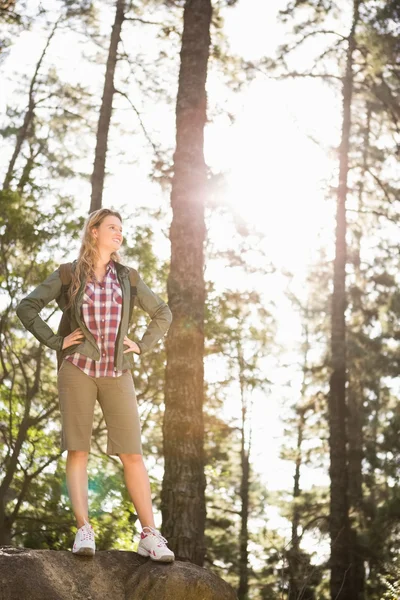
[{"xmin": 16, "ymin": 208, "xmax": 174, "ymax": 562}]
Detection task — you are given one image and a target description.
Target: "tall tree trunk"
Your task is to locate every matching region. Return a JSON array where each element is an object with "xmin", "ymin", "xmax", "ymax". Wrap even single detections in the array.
[
  {"xmin": 328, "ymin": 2, "xmax": 360, "ymax": 599},
  {"xmin": 2, "ymin": 20, "xmax": 58, "ymax": 190},
  {"xmin": 289, "ymin": 412, "xmax": 305, "ymax": 596},
  {"xmin": 162, "ymin": 0, "xmax": 212, "ymax": 565},
  {"xmin": 89, "ymin": 0, "xmax": 125, "ymax": 212},
  {"xmin": 238, "ymin": 344, "xmax": 251, "ymax": 600},
  {"xmin": 347, "ymin": 384, "xmax": 364, "ymax": 600},
  {"xmin": 347, "ymin": 102, "xmax": 371, "ymax": 600},
  {"xmin": 365, "ymin": 383, "xmax": 380, "ymax": 590},
  {"xmin": 289, "ymin": 414, "xmax": 306, "ymax": 595},
  {"xmin": 288, "ymin": 320, "xmax": 309, "ymax": 600}
]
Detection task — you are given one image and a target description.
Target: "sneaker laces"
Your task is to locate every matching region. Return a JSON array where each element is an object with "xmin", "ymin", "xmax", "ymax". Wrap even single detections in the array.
[
  {"xmin": 142, "ymin": 526, "xmax": 168, "ymax": 547},
  {"xmin": 79, "ymin": 518, "xmax": 95, "ymax": 542}
]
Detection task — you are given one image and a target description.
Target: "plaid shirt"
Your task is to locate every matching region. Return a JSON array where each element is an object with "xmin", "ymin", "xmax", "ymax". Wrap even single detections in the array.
[{"xmin": 65, "ymin": 259, "xmax": 128, "ymax": 377}]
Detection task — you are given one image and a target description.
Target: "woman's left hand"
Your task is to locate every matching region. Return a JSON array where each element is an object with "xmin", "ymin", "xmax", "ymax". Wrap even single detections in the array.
[{"xmin": 123, "ymin": 336, "xmax": 141, "ymax": 355}]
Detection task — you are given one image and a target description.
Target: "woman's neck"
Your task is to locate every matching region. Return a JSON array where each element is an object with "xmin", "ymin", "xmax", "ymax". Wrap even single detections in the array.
[{"xmin": 95, "ymin": 250, "xmax": 113, "ymax": 270}]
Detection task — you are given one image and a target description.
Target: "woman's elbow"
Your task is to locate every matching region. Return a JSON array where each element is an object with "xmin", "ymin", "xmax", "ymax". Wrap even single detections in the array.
[
  {"xmin": 16, "ymin": 299, "xmax": 27, "ymax": 322},
  {"xmin": 16, "ymin": 298, "xmax": 35, "ymax": 327}
]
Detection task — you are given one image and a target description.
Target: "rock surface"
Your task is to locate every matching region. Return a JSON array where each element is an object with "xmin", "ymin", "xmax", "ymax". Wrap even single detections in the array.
[{"xmin": 0, "ymin": 545, "xmax": 238, "ymax": 600}]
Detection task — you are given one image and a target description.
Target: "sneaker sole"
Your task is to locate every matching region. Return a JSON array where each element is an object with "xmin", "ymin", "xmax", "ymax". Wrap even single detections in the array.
[
  {"xmin": 150, "ymin": 554, "xmax": 175, "ymax": 563},
  {"xmin": 137, "ymin": 547, "xmax": 174, "ymax": 562},
  {"xmin": 73, "ymin": 546, "xmax": 95, "ymax": 556}
]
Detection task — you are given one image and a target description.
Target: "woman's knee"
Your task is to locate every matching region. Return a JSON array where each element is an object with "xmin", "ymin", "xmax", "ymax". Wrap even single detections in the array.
[
  {"xmin": 118, "ymin": 453, "xmax": 143, "ymax": 466},
  {"xmin": 67, "ymin": 449, "xmax": 89, "ymax": 460}
]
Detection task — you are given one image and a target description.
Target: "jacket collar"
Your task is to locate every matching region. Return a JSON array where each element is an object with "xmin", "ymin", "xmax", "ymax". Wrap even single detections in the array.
[{"xmin": 114, "ymin": 260, "xmax": 130, "ymax": 277}]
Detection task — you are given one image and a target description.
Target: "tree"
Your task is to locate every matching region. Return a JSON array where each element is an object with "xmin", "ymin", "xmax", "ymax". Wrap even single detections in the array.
[
  {"xmin": 162, "ymin": 0, "xmax": 212, "ymax": 565},
  {"xmin": 328, "ymin": 3, "xmax": 361, "ymax": 598},
  {"xmin": 262, "ymin": 0, "xmax": 362, "ymax": 595},
  {"xmin": 90, "ymin": 0, "xmax": 126, "ymax": 212},
  {"xmin": 2, "ymin": 18, "xmax": 59, "ymax": 190},
  {"xmin": 0, "ymin": 194, "xmax": 73, "ymax": 545}
]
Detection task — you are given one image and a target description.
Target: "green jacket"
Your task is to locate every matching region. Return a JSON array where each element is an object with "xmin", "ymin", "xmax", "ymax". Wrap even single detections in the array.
[{"xmin": 16, "ymin": 260, "xmax": 172, "ymax": 371}]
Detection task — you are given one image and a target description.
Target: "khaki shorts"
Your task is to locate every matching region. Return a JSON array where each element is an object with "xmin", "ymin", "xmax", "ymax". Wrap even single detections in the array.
[{"xmin": 57, "ymin": 359, "xmax": 142, "ymax": 455}]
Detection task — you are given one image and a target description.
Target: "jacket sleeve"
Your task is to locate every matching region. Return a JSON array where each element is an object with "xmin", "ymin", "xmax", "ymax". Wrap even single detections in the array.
[
  {"xmin": 16, "ymin": 268, "xmax": 64, "ymax": 352},
  {"xmin": 134, "ymin": 273, "xmax": 172, "ymax": 355}
]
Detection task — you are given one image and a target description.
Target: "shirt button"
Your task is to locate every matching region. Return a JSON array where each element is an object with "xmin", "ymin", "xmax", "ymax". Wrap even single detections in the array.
[{"xmin": 102, "ymin": 353, "xmax": 106, "ymax": 357}]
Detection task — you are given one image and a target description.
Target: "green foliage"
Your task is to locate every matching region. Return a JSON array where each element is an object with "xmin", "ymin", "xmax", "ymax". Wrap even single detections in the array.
[{"xmin": 380, "ymin": 559, "xmax": 400, "ymax": 600}]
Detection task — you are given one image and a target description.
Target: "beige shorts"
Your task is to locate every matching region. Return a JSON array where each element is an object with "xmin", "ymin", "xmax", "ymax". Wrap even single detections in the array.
[{"xmin": 57, "ymin": 359, "xmax": 142, "ymax": 455}]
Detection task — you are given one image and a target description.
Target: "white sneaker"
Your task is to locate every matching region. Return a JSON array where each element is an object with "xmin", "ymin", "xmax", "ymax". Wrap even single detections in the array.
[
  {"xmin": 137, "ymin": 526, "xmax": 175, "ymax": 562},
  {"xmin": 72, "ymin": 518, "xmax": 95, "ymax": 556}
]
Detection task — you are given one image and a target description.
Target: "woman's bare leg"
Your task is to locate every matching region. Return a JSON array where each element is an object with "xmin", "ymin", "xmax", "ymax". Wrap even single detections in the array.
[
  {"xmin": 118, "ymin": 453, "xmax": 156, "ymax": 529},
  {"xmin": 66, "ymin": 450, "xmax": 90, "ymax": 528}
]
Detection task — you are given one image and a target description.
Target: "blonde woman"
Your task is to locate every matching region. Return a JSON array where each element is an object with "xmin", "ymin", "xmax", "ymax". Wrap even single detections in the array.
[{"xmin": 16, "ymin": 208, "xmax": 174, "ymax": 562}]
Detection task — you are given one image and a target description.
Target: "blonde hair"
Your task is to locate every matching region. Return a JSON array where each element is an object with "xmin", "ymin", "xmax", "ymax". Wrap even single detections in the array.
[{"xmin": 66, "ymin": 208, "xmax": 123, "ymax": 310}]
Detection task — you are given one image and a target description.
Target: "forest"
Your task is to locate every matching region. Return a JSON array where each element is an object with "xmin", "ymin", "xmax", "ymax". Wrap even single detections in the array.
[{"xmin": 0, "ymin": 0, "xmax": 399, "ymax": 599}]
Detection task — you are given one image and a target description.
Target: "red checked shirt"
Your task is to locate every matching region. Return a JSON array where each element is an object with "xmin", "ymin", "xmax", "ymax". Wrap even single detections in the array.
[{"xmin": 65, "ymin": 259, "xmax": 128, "ymax": 377}]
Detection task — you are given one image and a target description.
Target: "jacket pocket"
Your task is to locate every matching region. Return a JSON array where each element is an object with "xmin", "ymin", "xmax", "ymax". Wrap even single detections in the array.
[{"xmin": 122, "ymin": 350, "xmax": 134, "ymax": 370}]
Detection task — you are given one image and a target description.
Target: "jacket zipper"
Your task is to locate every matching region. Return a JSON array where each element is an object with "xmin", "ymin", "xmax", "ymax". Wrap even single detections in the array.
[
  {"xmin": 114, "ymin": 269, "xmax": 124, "ymax": 370},
  {"xmin": 75, "ymin": 281, "xmax": 100, "ymax": 358}
]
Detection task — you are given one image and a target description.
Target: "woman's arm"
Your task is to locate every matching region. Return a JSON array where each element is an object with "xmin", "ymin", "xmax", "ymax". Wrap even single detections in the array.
[
  {"xmin": 16, "ymin": 268, "xmax": 64, "ymax": 351},
  {"xmin": 133, "ymin": 274, "xmax": 172, "ymax": 355}
]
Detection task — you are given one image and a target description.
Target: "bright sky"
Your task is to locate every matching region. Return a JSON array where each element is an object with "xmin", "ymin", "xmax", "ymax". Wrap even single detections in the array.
[
  {"xmin": 208, "ymin": 0, "xmax": 339, "ymax": 495},
  {"xmin": 1, "ymin": 0, "xmax": 342, "ymax": 553}
]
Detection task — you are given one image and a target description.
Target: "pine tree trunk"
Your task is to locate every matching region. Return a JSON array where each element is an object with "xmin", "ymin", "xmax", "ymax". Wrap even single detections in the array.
[
  {"xmin": 0, "ymin": 513, "xmax": 12, "ymax": 546},
  {"xmin": 238, "ymin": 345, "xmax": 250, "ymax": 600},
  {"xmin": 161, "ymin": 0, "xmax": 211, "ymax": 565},
  {"xmin": 0, "ymin": 347, "xmax": 43, "ymax": 543},
  {"xmin": 0, "ymin": 418, "xmax": 30, "ymax": 543},
  {"xmin": 238, "ymin": 447, "xmax": 250, "ymax": 600},
  {"xmin": 17, "ymin": 143, "xmax": 37, "ymax": 193},
  {"xmin": 347, "ymin": 102, "xmax": 371, "ymax": 600},
  {"xmin": 288, "ymin": 407, "xmax": 306, "ymax": 599},
  {"xmin": 2, "ymin": 21, "xmax": 58, "ymax": 190},
  {"xmin": 348, "ymin": 389, "xmax": 365, "ymax": 600},
  {"xmin": 365, "ymin": 383, "xmax": 380, "ymax": 589},
  {"xmin": 89, "ymin": 0, "xmax": 125, "ymax": 212},
  {"xmin": 328, "ymin": 2, "xmax": 360, "ymax": 599},
  {"xmin": 288, "ymin": 323, "xmax": 309, "ymax": 599}
]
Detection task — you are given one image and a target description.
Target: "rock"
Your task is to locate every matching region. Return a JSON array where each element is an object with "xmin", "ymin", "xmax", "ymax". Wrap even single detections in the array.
[{"xmin": 0, "ymin": 545, "xmax": 238, "ymax": 600}]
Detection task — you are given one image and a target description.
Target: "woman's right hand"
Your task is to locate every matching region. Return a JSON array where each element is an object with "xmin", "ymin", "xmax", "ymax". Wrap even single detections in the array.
[{"xmin": 62, "ymin": 328, "xmax": 85, "ymax": 350}]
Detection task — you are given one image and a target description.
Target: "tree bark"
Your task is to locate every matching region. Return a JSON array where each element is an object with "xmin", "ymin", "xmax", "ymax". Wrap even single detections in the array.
[
  {"xmin": 288, "ymin": 410, "xmax": 306, "ymax": 599},
  {"xmin": 328, "ymin": 2, "xmax": 360, "ymax": 599},
  {"xmin": 347, "ymin": 102, "xmax": 371, "ymax": 600},
  {"xmin": 288, "ymin": 320, "xmax": 309, "ymax": 599},
  {"xmin": 2, "ymin": 20, "xmax": 58, "ymax": 190},
  {"xmin": 161, "ymin": 0, "xmax": 212, "ymax": 565},
  {"xmin": 238, "ymin": 344, "xmax": 250, "ymax": 600},
  {"xmin": 89, "ymin": 0, "xmax": 125, "ymax": 212},
  {"xmin": 365, "ymin": 383, "xmax": 380, "ymax": 589}
]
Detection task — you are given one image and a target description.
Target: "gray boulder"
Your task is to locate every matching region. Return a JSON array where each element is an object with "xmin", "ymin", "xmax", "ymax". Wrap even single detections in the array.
[{"xmin": 0, "ymin": 545, "xmax": 238, "ymax": 600}]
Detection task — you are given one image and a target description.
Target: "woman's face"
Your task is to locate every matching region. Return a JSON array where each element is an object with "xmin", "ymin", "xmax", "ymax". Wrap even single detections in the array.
[{"xmin": 92, "ymin": 215, "xmax": 123, "ymax": 252}]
